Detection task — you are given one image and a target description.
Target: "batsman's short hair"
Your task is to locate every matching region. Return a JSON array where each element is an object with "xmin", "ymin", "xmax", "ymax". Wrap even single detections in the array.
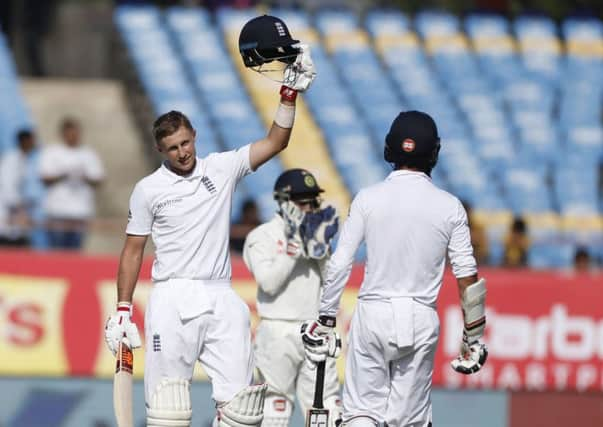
[{"xmin": 152, "ymin": 111, "xmax": 194, "ymax": 144}]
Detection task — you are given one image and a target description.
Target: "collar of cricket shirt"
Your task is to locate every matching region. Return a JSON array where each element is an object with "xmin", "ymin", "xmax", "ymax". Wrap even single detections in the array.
[
  {"xmin": 386, "ymin": 169, "xmax": 431, "ymax": 181},
  {"xmin": 160, "ymin": 157, "xmax": 204, "ymax": 184}
]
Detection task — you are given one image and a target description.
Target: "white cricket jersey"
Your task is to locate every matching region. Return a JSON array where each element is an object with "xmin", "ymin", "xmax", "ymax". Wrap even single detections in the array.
[
  {"xmin": 39, "ymin": 143, "xmax": 105, "ymax": 219},
  {"xmin": 126, "ymin": 145, "xmax": 252, "ymax": 282},
  {"xmin": 320, "ymin": 170, "xmax": 477, "ymax": 317},
  {"xmin": 243, "ymin": 214, "xmax": 322, "ymax": 320}
]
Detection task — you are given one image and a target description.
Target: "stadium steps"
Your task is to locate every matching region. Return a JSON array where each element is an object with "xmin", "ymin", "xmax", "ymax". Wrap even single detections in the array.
[
  {"xmin": 21, "ymin": 78, "xmax": 153, "ymax": 254},
  {"xmin": 217, "ymin": 8, "xmax": 351, "ymax": 215}
]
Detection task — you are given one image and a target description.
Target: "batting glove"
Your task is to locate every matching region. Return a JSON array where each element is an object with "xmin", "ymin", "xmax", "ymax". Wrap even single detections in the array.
[
  {"xmin": 283, "ymin": 44, "xmax": 316, "ymax": 92},
  {"xmin": 450, "ymin": 332, "xmax": 488, "ymax": 375},
  {"xmin": 301, "ymin": 316, "xmax": 341, "ymax": 364},
  {"xmin": 104, "ymin": 302, "xmax": 142, "ymax": 356}
]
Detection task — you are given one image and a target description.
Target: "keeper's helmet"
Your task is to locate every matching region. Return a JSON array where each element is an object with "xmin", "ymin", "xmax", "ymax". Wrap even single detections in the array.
[
  {"xmin": 239, "ymin": 15, "xmax": 300, "ymax": 68},
  {"xmin": 384, "ymin": 110, "xmax": 441, "ymax": 175},
  {"xmin": 274, "ymin": 168, "xmax": 324, "ymax": 209}
]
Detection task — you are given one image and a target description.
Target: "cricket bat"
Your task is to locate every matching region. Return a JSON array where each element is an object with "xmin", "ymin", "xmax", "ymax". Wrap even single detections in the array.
[
  {"xmin": 306, "ymin": 360, "xmax": 329, "ymax": 427},
  {"xmin": 113, "ymin": 336, "xmax": 134, "ymax": 427}
]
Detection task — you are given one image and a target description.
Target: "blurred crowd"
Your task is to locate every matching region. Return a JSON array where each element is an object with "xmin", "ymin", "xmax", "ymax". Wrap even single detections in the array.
[{"xmin": 0, "ymin": 118, "xmax": 105, "ymax": 250}]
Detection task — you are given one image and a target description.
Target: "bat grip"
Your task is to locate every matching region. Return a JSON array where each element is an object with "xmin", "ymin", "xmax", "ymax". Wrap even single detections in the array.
[{"xmin": 313, "ymin": 360, "xmax": 326, "ymax": 409}]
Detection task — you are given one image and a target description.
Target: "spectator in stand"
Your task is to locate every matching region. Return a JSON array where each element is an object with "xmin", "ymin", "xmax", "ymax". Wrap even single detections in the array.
[
  {"xmin": 39, "ymin": 118, "xmax": 105, "ymax": 250},
  {"xmin": 502, "ymin": 216, "xmax": 530, "ymax": 268},
  {"xmin": 230, "ymin": 197, "xmax": 261, "ymax": 254},
  {"xmin": 461, "ymin": 200, "xmax": 489, "ymax": 265},
  {"xmin": 574, "ymin": 246, "xmax": 592, "ymax": 272},
  {"xmin": 0, "ymin": 129, "xmax": 40, "ymax": 246}
]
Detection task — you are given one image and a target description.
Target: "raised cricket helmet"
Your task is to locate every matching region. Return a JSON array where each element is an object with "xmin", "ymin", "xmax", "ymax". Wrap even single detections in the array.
[
  {"xmin": 239, "ymin": 14, "xmax": 300, "ymax": 68},
  {"xmin": 274, "ymin": 168, "xmax": 324, "ymax": 208},
  {"xmin": 384, "ymin": 110, "xmax": 441, "ymax": 174}
]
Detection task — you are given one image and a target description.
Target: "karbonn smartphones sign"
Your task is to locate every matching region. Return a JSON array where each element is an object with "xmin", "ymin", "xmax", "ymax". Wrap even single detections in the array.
[{"xmin": 0, "ymin": 250, "xmax": 601, "ymax": 391}]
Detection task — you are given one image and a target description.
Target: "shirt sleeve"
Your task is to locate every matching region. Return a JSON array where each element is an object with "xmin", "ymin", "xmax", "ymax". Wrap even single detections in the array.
[
  {"xmin": 125, "ymin": 182, "xmax": 152, "ymax": 236},
  {"xmin": 448, "ymin": 198, "xmax": 478, "ymax": 278},
  {"xmin": 243, "ymin": 227, "xmax": 298, "ymax": 296},
  {"xmin": 320, "ymin": 192, "xmax": 366, "ymax": 317},
  {"xmin": 215, "ymin": 144, "xmax": 253, "ymax": 184}
]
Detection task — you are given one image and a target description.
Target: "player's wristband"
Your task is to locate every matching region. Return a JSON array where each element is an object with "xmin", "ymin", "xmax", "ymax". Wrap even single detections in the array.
[
  {"xmin": 280, "ymin": 85, "xmax": 298, "ymax": 102},
  {"xmin": 117, "ymin": 301, "xmax": 133, "ymax": 316},
  {"xmin": 318, "ymin": 315, "xmax": 336, "ymax": 328}
]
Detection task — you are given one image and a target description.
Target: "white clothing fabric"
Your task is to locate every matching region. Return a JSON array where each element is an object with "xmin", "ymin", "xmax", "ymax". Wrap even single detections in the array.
[
  {"xmin": 0, "ymin": 149, "xmax": 27, "ymax": 237},
  {"xmin": 127, "ymin": 145, "xmax": 252, "ymax": 282},
  {"xmin": 144, "ymin": 279, "xmax": 254, "ymax": 403},
  {"xmin": 0, "ymin": 149, "xmax": 27, "ymax": 208},
  {"xmin": 342, "ymin": 299, "xmax": 438, "ymax": 426},
  {"xmin": 38, "ymin": 143, "xmax": 105, "ymax": 219},
  {"xmin": 0, "ymin": 148, "xmax": 43, "ymax": 239},
  {"xmin": 321, "ymin": 170, "xmax": 477, "ymax": 317},
  {"xmin": 254, "ymin": 319, "xmax": 340, "ymax": 413},
  {"xmin": 243, "ymin": 214, "xmax": 322, "ymax": 320}
]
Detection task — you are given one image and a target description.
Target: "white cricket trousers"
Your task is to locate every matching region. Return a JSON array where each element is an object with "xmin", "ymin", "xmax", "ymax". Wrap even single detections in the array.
[
  {"xmin": 144, "ymin": 279, "xmax": 254, "ymax": 404},
  {"xmin": 343, "ymin": 298, "xmax": 439, "ymax": 427},
  {"xmin": 254, "ymin": 319, "xmax": 340, "ymax": 413}
]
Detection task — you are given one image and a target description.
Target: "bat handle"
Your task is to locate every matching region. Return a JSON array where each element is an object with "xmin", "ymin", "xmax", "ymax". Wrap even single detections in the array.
[{"xmin": 313, "ymin": 360, "xmax": 326, "ymax": 409}]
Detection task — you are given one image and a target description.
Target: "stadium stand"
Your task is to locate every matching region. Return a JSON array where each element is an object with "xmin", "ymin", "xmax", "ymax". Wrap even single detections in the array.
[
  {"xmin": 216, "ymin": 7, "xmax": 351, "ymax": 219},
  {"xmin": 109, "ymin": 5, "xmax": 602, "ymax": 267}
]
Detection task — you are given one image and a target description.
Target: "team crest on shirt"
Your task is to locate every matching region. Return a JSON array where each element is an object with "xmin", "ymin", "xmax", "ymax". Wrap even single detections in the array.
[{"xmin": 201, "ymin": 175, "xmax": 217, "ymax": 194}]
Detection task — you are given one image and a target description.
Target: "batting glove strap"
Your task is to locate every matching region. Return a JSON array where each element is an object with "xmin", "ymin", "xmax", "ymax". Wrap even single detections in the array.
[
  {"xmin": 280, "ymin": 85, "xmax": 297, "ymax": 102},
  {"xmin": 116, "ymin": 301, "xmax": 133, "ymax": 316},
  {"xmin": 318, "ymin": 315, "xmax": 336, "ymax": 328}
]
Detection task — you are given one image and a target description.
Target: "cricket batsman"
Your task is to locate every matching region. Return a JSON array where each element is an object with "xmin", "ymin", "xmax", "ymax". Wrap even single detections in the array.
[
  {"xmin": 302, "ymin": 111, "xmax": 488, "ymax": 426},
  {"xmin": 104, "ymin": 15, "xmax": 317, "ymax": 427},
  {"xmin": 243, "ymin": 168, "xmax": 342, "ymax": 426}
]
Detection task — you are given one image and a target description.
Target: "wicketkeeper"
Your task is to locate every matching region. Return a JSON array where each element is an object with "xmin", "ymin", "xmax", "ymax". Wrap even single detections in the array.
[{"xmin": 243, "ymin": 169, "xmax": 342, "ymax": 426}]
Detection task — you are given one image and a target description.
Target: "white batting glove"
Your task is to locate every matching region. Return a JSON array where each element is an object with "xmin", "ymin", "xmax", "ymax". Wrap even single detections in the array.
[
  {"xmin": 450, "ymin": 332, "xmax": 488, "ymax": 375},
  {"xmin": 301, "ymin": 316, "xmax": 341, "ymax": 364},
  {"xmin": 104, "ymin": 302, "xmax": 142, "ymax": 356},
  {"xmin": 283, "ymin": 44, "xmax": 316, "ymax": 92}
]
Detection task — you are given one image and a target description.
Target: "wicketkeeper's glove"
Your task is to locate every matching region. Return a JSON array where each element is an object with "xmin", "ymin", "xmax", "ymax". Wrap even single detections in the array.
[
  {"xmin": 300, "ymin": 316, "xmax": 341, "ymax": 364},
  {"xmin": 280, "ymin": 200, "xmax": 306, "ymax": 258},
  {"xmin": 104, "ymin": 302, "xmax": 142, "ymax": 356},
  {"xmin": 282, "ymin": 43, "xmax": 316, "ymax": 92},
  {"xmin": 300, "ymin": 206, "xmax": 339, "ymax": 259}
]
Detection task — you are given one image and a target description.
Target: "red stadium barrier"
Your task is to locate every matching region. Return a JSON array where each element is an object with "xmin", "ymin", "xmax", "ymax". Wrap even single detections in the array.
[{"xmin": 0, "ymin": 249, "xmax": 601, "ymax": 391}]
